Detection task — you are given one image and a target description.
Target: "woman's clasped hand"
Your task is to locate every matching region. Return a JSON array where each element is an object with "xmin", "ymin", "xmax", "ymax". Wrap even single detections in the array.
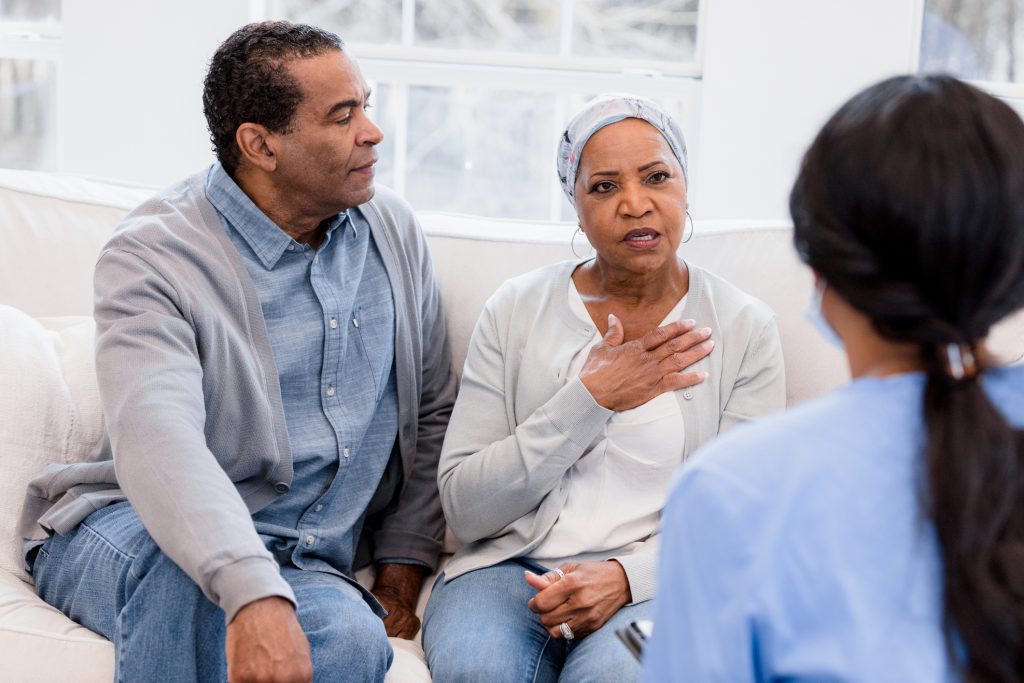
[{"xmin": 524, "ymin": 561, "xmax": 632, "ymax": 640}]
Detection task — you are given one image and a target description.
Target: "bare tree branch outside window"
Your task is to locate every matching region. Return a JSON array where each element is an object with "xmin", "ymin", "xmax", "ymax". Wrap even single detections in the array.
[
  {"xmin": 921, "ymin": 0, "xmax": 1024, "ymax": 83},
  {"xmin": 0, "ymin": 0, "xmax": 60, "ymax": 22}
]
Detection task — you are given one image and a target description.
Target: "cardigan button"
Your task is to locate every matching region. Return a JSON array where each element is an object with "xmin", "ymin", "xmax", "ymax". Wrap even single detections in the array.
[{"xmin": 274, "ymin": 482, "xmax": 290, "ymax": 493}]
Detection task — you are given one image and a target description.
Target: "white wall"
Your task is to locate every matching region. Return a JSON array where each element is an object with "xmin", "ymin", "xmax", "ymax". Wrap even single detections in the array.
[
  {"xmin": 695, "ymin": 0, "xmax": 923, "ymax": 220},
  {"xmin": 55, "ymin": 0, "xmax": 926, "ymax": 219},
  {"xmin": 59, "ymin": 0, "xmax": 251, "ymax": 186}
]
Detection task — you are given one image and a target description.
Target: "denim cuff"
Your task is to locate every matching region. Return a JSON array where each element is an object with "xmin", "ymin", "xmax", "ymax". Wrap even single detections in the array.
[{"xmin": 373, "ymin": 528, "xmax": 443, "ymax": 572}]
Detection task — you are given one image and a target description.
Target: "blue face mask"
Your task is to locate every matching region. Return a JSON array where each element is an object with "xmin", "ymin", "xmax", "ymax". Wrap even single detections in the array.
[{"xmin": 804, "ymin": 280, "xmax": 845, "ymax": 350}]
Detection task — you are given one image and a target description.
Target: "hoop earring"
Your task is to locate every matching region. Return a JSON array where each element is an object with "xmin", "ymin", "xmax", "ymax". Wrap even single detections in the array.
[
  {"xmin": 571, "ymin": 226, "xmax": 589, "ymax": 258},
  {"xmin": 682, "ymin": 210, "xmax": 695, "ymax": 244}
]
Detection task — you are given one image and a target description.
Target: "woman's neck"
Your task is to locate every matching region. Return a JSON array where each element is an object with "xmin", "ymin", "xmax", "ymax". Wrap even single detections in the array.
[
  {"xmin": 847, "ymin": 344, "xmax": 923, "ymax": 379},
  {"xmin": 579, "ymin": 256, "xmax": 689, "ymax": 308}
]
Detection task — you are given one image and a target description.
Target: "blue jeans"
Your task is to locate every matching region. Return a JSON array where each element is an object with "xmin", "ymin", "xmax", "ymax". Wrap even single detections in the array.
[
  {"xmin": 422, "ymin": 561, "xmax": 649, "ymax": 683},
  {"xmin": 31, "ymin": 502, "xmax": 392, "ymax": 683}
]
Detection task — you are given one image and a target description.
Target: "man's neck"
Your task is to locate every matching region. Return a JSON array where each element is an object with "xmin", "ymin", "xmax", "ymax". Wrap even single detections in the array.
[{"xmin": 232, "ymin": 168, "xmax": 334, "ymax": 247}]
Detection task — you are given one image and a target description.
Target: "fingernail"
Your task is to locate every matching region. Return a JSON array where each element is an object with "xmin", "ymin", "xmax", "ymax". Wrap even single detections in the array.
[
  {"xmin": 699, "ymin": 371, "xmax": 709, "ymax": 380},
  {"xmin": 704, "ymin": 339, "xmax": 715, "ymax": 349},
  {"xmin": 699, "ymin": 327, "xmax": 712, "ymax": 336},
  {"xmin": 682, "ymin": 318, "xmax": 695, "ymax": 326},
  {"xmin": 608, "ymin": 314, "xmax": 616, "ymax": 324}
]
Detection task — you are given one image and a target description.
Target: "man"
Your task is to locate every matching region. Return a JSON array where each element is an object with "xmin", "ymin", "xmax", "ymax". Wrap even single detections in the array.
[{"xmin": 19, "ymin": 21, "xmax": 455, "ymax": 683}]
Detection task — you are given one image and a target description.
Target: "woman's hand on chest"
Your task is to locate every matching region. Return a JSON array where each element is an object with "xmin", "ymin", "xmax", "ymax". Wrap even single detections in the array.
[{"xmin": 579, "ymin": 314, "xmax": 713, "ymax": 412}]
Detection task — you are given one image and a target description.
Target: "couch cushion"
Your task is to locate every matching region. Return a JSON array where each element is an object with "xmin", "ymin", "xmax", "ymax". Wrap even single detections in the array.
[
  {"xmin": 0, "ymin": 308, "xmax": 102, "ymax": 581},
  {"xmin": 0, "ymin": 568, "xmax": 113, "ymax": 683},
  {"xmin": 0, "ymin": 567, "xmax": 430, "ymax": 683},
  {"xmin": 0, "ymin": 170, "xmax": 152, "ymax": 318}
]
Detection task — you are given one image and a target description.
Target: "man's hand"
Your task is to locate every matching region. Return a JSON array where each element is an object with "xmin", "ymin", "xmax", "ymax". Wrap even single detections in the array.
[
  {"xmin": 524, "ymin": 560, "xmax": 631, "ymax": 640},
  {"xmin": 372, "ymin": 562, "xmax": 427, "ymax": 640},
  {"xmin": 226, "ymin": 596, "xmax": 313, "ymax": 683}
]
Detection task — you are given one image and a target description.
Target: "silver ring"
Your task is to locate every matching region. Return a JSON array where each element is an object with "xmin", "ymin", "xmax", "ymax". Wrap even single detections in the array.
[
  {"xmin": 553, "ymin": 567, "xmax": 565, "ymax": 579},
  {"xmin": 559, "ymin": 622, "xmax": 575, "ymax": 640}
]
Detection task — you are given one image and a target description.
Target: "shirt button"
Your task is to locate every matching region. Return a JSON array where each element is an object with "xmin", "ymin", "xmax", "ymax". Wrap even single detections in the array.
[
  {"xmin": 315, "ymin": 504, "xmax": 324, "ymax": 512},
  {"xmin": 329, "ymin": 318, "xmax": 338, "ymax": 329},
  {"xmin": 326, "ymin": 385, "xmax": 335, "ymax": 397},
  {"xmin": 343, "ymin": 447, "xmax": 351, "ymax": 458},
  {"xmin": 683, "ymin": 390, "xmax": 694, "ymax": 400},
  {"xmin": 274, "ymin": 482, "xmax": 289, "ymax": 493},
  {"xmin": 286, "ymin": 243, "xmax": 295, "ymax": 251},
  {"xmin": 305, "ymin": 535, "xmax": 314, "ymax": 546}
]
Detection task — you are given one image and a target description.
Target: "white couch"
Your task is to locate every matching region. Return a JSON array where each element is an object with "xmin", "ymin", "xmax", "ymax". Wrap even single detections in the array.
[{"xmin": 1, "ymin": 169, "xmax": 1021, "ymax": 682}]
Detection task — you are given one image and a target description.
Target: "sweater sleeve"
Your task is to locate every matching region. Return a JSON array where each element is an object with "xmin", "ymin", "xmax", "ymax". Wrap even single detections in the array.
[
  {"xmin": 437, "ymin": 299, "xmax": 613, "ymax": 545},
  {"xmin": 371, "ymin": 215, "xmax": 457, "ymax": 570},
  {"xmin": 610, "ymin": 533, "xmax": 659, "ymax": 604},
  {"xmin": 94, "ymin": 248, "xmax": 294, "ymax": 622}
]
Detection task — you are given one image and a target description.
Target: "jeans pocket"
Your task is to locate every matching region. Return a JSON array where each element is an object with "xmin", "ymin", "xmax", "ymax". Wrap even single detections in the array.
[{"xmin": 28, "ymin": 544, "xmax": 49, "ymax": 582}]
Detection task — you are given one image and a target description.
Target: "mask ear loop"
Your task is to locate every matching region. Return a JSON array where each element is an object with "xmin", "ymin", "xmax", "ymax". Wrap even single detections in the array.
[{"xmin": 682, "ymin": 210, "xmax": 695, "ymax": 244}]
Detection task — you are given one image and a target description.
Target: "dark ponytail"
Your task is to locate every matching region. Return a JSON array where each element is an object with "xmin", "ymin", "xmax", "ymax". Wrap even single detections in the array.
[{"xmin": 790, "ymin": 75, "xmax": 1024, "ymax": 682}]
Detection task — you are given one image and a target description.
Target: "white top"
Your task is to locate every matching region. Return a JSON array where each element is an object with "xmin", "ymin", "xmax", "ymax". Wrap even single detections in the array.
[{"xmin": 531, "ymin": 279, "xmax": 687, "ymax": 565}]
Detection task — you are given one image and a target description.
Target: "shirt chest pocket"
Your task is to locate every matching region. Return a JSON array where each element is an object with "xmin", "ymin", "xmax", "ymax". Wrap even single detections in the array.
[
  {"xmin": 603, "ymin": 392, "xmax": 686, "ymax": 469},
  {"xmin": 350, "ymin": 304, "xmax": 395, "ymax": 401}
]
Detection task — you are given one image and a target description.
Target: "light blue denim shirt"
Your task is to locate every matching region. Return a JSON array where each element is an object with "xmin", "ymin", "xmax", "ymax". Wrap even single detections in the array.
[{"xmin": 206, "ymin": 165, "xmax": 406, "ymax": 596}]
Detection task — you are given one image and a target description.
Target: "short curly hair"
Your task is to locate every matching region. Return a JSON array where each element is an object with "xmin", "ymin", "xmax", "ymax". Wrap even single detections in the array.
[{"xmin": 203, "ymin": 21, "xmax": 344, "ymax": 174}]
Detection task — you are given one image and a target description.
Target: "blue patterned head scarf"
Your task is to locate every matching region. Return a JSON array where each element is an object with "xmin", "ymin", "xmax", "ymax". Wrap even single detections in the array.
[{"xmin": 557, "ymin": 93, "xmax": 688, "ymax": 207}]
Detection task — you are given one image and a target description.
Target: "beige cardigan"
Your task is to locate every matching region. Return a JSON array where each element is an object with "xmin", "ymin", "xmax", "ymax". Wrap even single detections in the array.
[{"xmin": 437, "ymin": 258, "xmax": 786, "ymax": 603}]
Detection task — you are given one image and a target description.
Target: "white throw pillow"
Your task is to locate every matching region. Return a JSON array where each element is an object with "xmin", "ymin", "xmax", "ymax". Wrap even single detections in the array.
[{"xmin": 0, "ymin": 306, "xmax": 101, "ymax": 582}]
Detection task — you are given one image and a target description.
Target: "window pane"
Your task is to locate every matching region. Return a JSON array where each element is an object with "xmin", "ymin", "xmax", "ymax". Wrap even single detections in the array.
[
  {"xmin": 0, "ymin": 0, "xmax": 60, "ymax": 22},
  {"xmin": 414, "ymin": 0, "xmax": 559, "ymax": 53},
  {"xmin": 366, "ymin": 81, "xmax": 397, "ymax": 189},
  {"xmin": 0, "ymin": 58, "xmax": 56, "ymax": 170},
  {"xmin": 264, "ymin": 0, "xmax": 402, "ymax": 45},
  {"xmin": 920, "ymin": 0, "xmax": 1024, "ymax": 83},
  {"xmin": 404, "ymin": 85, "xmax": 555, "ymax": 219},
  {"xmin": 573, "ymin": 0, "xmax": 699, "ymax": 63}
]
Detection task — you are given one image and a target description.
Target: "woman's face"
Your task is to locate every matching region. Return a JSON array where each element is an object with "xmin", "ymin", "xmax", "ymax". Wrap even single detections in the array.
[{"xmin": 574, "ymin": 118, "xmax": 687, "ymax": 274}]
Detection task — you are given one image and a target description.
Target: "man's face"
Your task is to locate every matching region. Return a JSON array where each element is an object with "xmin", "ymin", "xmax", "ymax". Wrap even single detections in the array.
[{"xmin": 272, "ymin": 50, "xmax": 382, "ymax": 215}]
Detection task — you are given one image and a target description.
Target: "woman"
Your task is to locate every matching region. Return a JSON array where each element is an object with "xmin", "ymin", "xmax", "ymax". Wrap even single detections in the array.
[
  {"xmin": 422, "ymin": 94, "xmax": 787, "ymax": 682},
  {"xmin": 643, "ymin": 75, "xmax": 1024, "ymax": 682}
]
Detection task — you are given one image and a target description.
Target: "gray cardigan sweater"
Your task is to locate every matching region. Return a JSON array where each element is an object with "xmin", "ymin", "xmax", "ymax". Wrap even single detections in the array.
[
  {"xmin": 438, "ymin": 259, "xmax": 786, "ymax": 603},
  {"xmin": 20, "ymin": 170, "xmax": 456, "ymax": 621}
]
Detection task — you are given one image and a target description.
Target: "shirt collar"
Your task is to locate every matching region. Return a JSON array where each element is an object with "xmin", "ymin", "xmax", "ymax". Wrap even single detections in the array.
[{"xmin": 205, "ymin": 163, "xmax": 349, "ymax": 270}]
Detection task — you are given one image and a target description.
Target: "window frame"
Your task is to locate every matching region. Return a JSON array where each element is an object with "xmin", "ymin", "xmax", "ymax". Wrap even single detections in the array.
[
  {"xmin": 258, "ymin": 0, "xmax": 706, "ymax": 221},
  {"xmin": 0, "ymin": 16, "xmax": 63, "ymax": 171}
]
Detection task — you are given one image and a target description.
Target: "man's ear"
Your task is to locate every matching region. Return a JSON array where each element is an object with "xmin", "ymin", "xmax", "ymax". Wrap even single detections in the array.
[{"xmin": 236, "ymin": 123, "xmax": 277, "ymax": 172}]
